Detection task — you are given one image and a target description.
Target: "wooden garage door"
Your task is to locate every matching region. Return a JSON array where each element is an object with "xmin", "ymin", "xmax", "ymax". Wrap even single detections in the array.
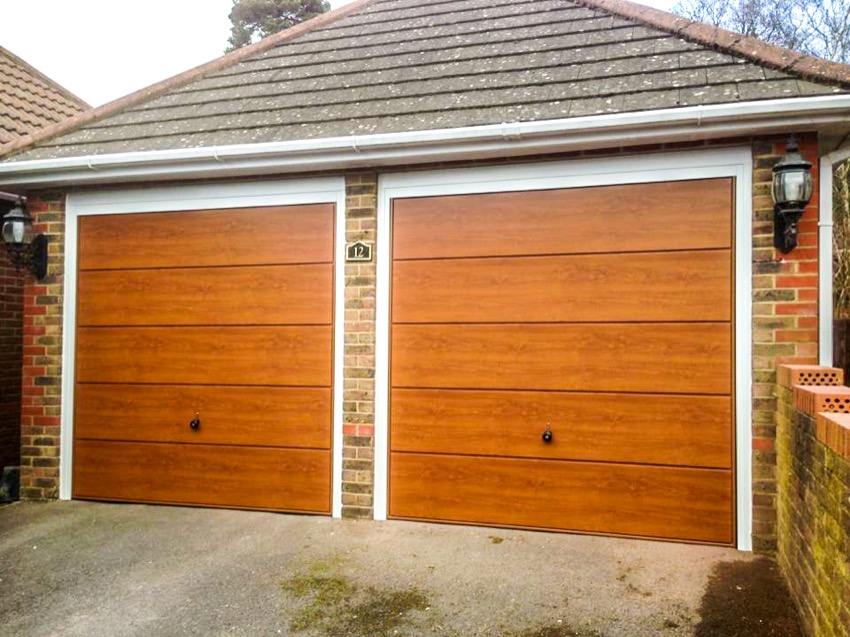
[
  {"xmin": 73, "ymin": 205, "xmax": 335, "ymax": 513},
  {"xmin": 389, "ymin": 179, "xmax": 735, "ymax": 544}
]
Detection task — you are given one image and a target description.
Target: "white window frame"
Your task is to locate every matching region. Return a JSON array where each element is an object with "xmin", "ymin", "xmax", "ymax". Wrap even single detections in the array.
[
  {"xmin": 375, "ymin": 148, "xmax": 754, "ymax": 550},
  {"xmin": 60, "ymin": 177, "xmax": 348, "ymax": 518}
]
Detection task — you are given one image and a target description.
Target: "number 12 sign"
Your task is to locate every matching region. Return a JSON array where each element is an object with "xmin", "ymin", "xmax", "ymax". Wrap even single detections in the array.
[{"xmin": 346, "ymin": 241, "xmax": 373, "ymax": 262}]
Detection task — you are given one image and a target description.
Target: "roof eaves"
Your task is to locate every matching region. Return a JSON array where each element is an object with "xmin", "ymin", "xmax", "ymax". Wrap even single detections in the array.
[
  {"xmin": 0, "ymin": 0, "xmax": 379, "ymax": 160},
  {"xmin": 576, "ymin": 0, "xmax": 850, "ymax": 88}
]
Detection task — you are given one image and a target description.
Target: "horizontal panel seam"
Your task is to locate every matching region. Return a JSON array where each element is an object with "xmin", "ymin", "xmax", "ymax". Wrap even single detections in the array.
[
  {"xmin": 390, "ymin": 386, "xmax": 731, "ymax": 397},
  {"xmin": 391, "ymin": 246, "xmax": 733, "ymax": 262},
  {"xmin": 390, "ymin": 450, "xmax": 734, "ymax": 472},
  {"xmin": 76, "ymin": 382, "xmax": 333, "ymax": 389},
  {"xmin": 75, "ymin": 439, "xmax": 332, "ymax": 452},
  {"xmin": 78, "ymin": 260, "xmax": 335, "ymax": 272}
]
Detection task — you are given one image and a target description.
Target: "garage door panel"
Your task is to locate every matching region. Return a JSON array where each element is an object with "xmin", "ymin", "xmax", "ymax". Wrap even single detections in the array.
[
  {"xmin": 391, "ymin": 389, "xmax": 732, "ymax": 468},
  {"xmin": 75, "ymin": 384, "xmax": 331, "ymax": 448},
  {"xmin": 392, "ymin": 323, "xmax": 731, "ymax": 394},
  {"xmin": 390, "ymin": 453, "xmax": 734, "ymax": 544},
  {"xmin": 75, "ymin": 202, "xmax": 335, "ymax": 513},
  {"xmin": 78, "ymin": 205, "xmax": 334, "ymax": 270},
  {"xmin": 393, "ymin": 179, "xmax": 732, "ymax": 260},
  {"xmin": 393, "ymin": 250, "xmax": 731, "ymax": 324},
  {"xmin": 74, "ymin": 441, "xmax": 331, "ymax": 513},
  {"xmin": 77, "ymin": 264, "xmax": 334, "ymax": 327},
  {"xmin": 76, "ymin": 326, "xmax": 333, "ymax": 386}
]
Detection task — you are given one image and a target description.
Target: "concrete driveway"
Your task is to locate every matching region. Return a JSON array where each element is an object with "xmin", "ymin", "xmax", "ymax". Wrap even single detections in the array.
[{"xmin": 0, "ymin": 501, "xmax": 800, "ymax": 637}]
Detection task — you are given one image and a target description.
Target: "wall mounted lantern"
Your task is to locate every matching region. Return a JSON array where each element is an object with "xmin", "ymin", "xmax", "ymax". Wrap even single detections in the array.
[
  {"xmin": 772, "ymin": 136, "xmax": 814, "ymax": 254},
  {"xmin": 1, "ymin": 199, "xmax": 48, "ymax": 280}
]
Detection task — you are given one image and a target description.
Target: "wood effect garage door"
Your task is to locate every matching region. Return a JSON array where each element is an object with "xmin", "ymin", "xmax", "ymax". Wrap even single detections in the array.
[
  {"xmin": 389, "ymin": 179, "xmax": 735, "ymax": 545},
  {"xmin": 73, "ymin": 205, "xmax": 335, "ymax": 513}
]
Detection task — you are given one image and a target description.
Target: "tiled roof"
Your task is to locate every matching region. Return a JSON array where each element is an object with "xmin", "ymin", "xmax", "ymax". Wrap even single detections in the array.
[
  {"xmin": 0, "ymin": 47, "xmax": 89, "ymax": 145},
  {"xmin": 5, "ymin": 0, "xmax": 850, "ymax": 162}
]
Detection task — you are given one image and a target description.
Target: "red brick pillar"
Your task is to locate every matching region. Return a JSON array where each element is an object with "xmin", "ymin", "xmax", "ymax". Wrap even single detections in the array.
[
  {"xmin": 750, "ymin": 134, "xmax": 820, "ymax": 551},
  {"xmin": 18, "ymin": 191, "xmax": 65, "ymax": 500},
  {"xmin": 341, "ymin": 173, "xmax": 377, "ymax": 518}
]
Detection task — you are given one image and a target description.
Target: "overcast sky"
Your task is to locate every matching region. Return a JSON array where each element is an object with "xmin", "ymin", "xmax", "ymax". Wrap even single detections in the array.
[{"xmin": 2, "ymin": 0, "xmax": 679, "ymax": 107}]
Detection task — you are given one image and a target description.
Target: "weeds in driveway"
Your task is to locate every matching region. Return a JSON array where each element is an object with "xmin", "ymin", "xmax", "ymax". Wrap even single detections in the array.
[{"xmin": 282, "ymin": 557, "xmax": 431, "ymax": 636}]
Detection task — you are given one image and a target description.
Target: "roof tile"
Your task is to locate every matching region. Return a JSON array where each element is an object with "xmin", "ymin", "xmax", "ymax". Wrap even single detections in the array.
[
  {"xmin": 0, "ymin": 47, "xmax": 88, "ymax": 143},
  {"xmin": 4, "ymin": 0, "xmax": 850, "ymax": 162}
]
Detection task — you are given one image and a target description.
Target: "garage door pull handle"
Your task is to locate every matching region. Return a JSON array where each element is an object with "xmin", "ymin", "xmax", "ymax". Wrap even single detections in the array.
[
  {"xmin": 189, "ymin": 413, "xmax": 201, "ymax": 431},
  {"xmin": 542, "ymin": 424, "xmax": 553, "ymax": 443}
]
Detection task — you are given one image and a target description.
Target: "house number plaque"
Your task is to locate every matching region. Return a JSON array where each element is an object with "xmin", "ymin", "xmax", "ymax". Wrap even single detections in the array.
[{"xmin": 346, "ymin": 241, "xmax": 373, "ymax": 262}]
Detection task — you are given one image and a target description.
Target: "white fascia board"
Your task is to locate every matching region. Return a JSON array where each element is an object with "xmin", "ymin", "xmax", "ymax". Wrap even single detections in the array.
[{"xmin": 2, "ymin": 95, "xmax": 850, "ymax": 189}]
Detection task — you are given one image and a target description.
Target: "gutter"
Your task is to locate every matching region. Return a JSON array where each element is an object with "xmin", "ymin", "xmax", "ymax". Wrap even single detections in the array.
[{"xmin": 1, "ymin": 94, "xmax": 850, "ymax": 189}]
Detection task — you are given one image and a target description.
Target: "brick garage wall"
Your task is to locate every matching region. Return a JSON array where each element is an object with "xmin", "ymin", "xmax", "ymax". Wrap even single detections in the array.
[
  {"xmin": 0, "ymin": 243, "xmax": 23, "ymax": 478},
  {"xmin": 352, "ymin": 135, "xmax": 821, "ymax": 548},
  {"xmin": 15, "ymin": 182, "xmax": 380, "ymax": 509},
  {"xmin": 341, "ymin": 173, "xmax": 377, "ymax": 518},
  {"xmin": 775, "ymin": 364, "xmax": 850, "ymax": 637},
  {"xmin": 7, "ymin": 138, "xmax": 826, "ymax": 551},
  {"xmin": 18, "ymin": 191, "xmax": 65, "ymax": 500},
  {"xmin": 750, "ymin": 134, "xmax": 821, "ymax": 551}
]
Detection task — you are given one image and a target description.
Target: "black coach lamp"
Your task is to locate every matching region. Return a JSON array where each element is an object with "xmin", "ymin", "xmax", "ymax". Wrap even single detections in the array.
[
  {"xmin": 772, "ymin": 136, "xmax": 814, "ymax": 254},
  {"xmin": 1, "ymin": 199, "xmax": 48, "ymax": 280}
]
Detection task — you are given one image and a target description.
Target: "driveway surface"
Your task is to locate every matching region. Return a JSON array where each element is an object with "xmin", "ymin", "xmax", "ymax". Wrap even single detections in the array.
[{"xmin": 0, "ymin": 501, "xmax": 800, "ymax": 637}]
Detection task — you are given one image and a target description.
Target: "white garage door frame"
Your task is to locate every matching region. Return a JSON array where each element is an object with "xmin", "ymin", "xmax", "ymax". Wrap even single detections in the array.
[
  {"xmin": 375, "ymin": 148, "xmax": 754, "ymax": 550},
  {"xmin": 60, "ymin": 177, "xmax": 348, "ymax": 518}
]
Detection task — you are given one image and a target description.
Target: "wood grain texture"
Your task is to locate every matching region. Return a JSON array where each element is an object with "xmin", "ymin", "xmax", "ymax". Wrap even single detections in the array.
[
  {"xmin": 75, "ymin": 384, "xmax": 332, "ymax": 448},
  {"xmin": 76, "ymin": 326, "xmax": 333, "ymax": 386},
  {"xmin": 390, "ymin": 453, "xmax": 734, "ymax": 544},
  {"xmin": 77, "ymin": 264, "xmax": 334, "ymax": 327},
  {"xmin": 391, "ymin": 323, "xmax": 731, "ymax": 394},
  {"xmin": 391, "ymin": 389, "xmax": 732, "ymax": 468},
  {"xmin": 392, "ymin": 179, "xmax": 732, "ymax": 260},
  {"xmin": 74, "ymin": 440, "xmax": 331, "ymax": 513},
  {"xmin": 78, "ymin": 205, "xmax": 334, "ymax": 270},
  {"xmin": 392, "ymin": 250, "xmax": 731, "ymax": 324}
]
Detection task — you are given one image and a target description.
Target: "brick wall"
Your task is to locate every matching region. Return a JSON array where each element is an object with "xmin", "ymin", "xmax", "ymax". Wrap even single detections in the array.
[
  {"xmin": 0, "ymin": 242, "xmax": 23, "ymax": 479},
  {"xmin": 18, "ymin": 191, "xmax": 65, "ymax": 500},
  {"xmin": 750, "ymin": 134, "xmax": 821, "ymax": 552},
  {"xmin": 775, "ymin": 364, "xmax": 850, "ymax": 637},
  {"xmin": 341, "ymin": 173, "xmax": 377, "ymax": 518}
]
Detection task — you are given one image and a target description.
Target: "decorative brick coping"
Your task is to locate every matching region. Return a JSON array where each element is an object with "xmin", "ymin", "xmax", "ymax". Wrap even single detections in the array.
[
  {"xmin": 792, "ymin": 385, "xmax": 850, "ymax": 414},
  {"xmin": 778, "ymin": 364, "xmax": 850, "ymax": 460},
  {"xmin": 816, "ymin": 413, "xmax": 850, "ymax": 458},
  {"xmin": 777, "ymin": 364, "xmax": 844, "ymax": 388}
]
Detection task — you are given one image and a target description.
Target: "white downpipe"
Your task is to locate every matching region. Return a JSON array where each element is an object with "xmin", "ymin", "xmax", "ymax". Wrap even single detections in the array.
[{"xmin": 820, "ymin": 156, "xmax": 835, "ymax": 366}]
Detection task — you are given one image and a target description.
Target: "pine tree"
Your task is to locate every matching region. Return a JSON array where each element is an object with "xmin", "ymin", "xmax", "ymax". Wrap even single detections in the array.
[{"xmin": 227, "ymin": 0, "xmax": 331, "ymax": 52}]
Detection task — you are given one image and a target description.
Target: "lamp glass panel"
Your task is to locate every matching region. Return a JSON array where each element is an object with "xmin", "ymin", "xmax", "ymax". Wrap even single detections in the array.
[
  {"xmin": 775, "ymin": 170, "xmax": 812, "ymax": 205},
  {"xmin": 1, "ymin": 219, "xmax": 28, "ymax": 245},
  {"xmin": 2, "ymin": 207, "xmax": 33, "ymax": 246}
]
